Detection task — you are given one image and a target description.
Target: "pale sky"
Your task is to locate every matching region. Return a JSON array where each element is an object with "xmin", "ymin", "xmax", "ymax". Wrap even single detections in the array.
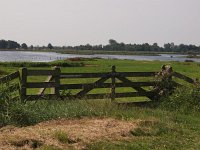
[{"xmin": 0, "ymin": 0, "xmax": 200, "ymax": 46}]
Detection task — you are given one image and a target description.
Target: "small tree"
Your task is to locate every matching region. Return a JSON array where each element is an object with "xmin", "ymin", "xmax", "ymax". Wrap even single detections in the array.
[
  {"xmin": 48, "ymin": 43, "xmax": 54, "ymax": 50},
  {"xmin": 21, "ymin": 43, "xmax": 28, "ymax": 49},
  {"xmin": 30, "ymin": 45, "xmax": 34, "ymax": 50}
]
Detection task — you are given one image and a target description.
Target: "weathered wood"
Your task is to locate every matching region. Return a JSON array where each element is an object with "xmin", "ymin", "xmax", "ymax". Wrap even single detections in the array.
[
  {"xmin": 25, "ymin": 94, "xmax": 110, "ymax": 101},
  {"xmin": 173, "ymin": 72, "xmax": 194, "ymax": 84},
  {"xmin": 115, "ymin": 91, "xmax": 155, "ymax": 98},
  {"xmin": 21, "ymin": 68, "xmax": 27, "ymax": 101},
  {"xmin": 38, "ymin": 75, "xmax": 54, "ymax": 95},
  {"xmin": 116, "ymin": 72, "xmax": 157, "ymax": 77},
  {"xmin": 116, "ymin": 76, "xmax": 156, "ymax": 100},
  {"xmin": 27, "ymin": 70, "xmax": 58, "ymax": 76},
  {"xmin": 0, "ymin": 71, "xmax": 20, "ymax": 83},
  {"xmin": 60, "ymin": 72, "xmax": 157, "ymax": 78},
  {"xmin": 54, "ymin": 67, "xmax": 61, "ymax": 96},
  {"xmin": 61, "ymin": 94, "xmax": 110, "ymax": 100},
  {"xmin": 60, "ymin": 82, "xmax": 157, "ymax": 90},
  {"xmin": 76, "ymin": 75, "xmax": 110, "ymax": 97},
  {"xmin": 61, "ymin": 73, "xmax": 109, "ymax": 78},
  {"xmin": 26, "ymin": 82, "xmax": 58, "ymax": 88},
  {"xmin": 25, "ymin": 94, "xmax": 57, "ymax": 101},
  {"xmin": 111, "ymin": 65, "xmax": 116, "ymax": 101}
]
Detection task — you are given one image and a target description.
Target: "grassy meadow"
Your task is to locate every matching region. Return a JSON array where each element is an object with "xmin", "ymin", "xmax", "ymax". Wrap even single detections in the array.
[{"xmin": 0, "ymin": 58, "xmax": 200, "ymax": 149}]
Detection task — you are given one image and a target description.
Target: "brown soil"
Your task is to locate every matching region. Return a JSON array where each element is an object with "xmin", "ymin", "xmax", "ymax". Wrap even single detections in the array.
[{"xmin": 0, "ymin": 117, "xmax": 138, "ymax": 150}]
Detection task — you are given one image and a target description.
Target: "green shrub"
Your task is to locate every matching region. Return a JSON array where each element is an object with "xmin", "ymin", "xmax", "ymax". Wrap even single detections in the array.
[{"xmin": 160, "ymin": 87, "xmax": 200, "ymax": 114}]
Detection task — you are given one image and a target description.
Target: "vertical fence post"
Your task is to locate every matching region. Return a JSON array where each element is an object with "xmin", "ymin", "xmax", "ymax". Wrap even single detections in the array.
[
  {"xmin": 54, "ymin": 66, "xmax": 61, "ymax": 97},
  {"xmin": 111, "ymin": 65, "xmax": 116, "ymax": 101},
  {"xmin": 21, "ymin": 67, "xmax": 27, "ymax": 101}
]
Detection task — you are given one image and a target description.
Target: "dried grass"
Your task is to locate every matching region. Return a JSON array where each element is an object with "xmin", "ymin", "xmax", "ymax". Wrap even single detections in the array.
[{"xmin": 0, "ymin": 117, "xmax": 138, "ymax": 150}]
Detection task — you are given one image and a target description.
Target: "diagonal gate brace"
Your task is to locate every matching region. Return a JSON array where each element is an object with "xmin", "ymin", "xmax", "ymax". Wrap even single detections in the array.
[
  {"xmin": 116, "ymin": 75, "xmax": 155, "ymax": 101},
  {"xmin": 76, "ymin": 74, "xmax": 111, "ymax": 98}
]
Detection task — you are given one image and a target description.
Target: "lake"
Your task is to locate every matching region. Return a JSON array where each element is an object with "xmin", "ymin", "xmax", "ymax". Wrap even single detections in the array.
[{"xmin": 0, "ymin": 51, "xmax": 199, "ymax": 62}]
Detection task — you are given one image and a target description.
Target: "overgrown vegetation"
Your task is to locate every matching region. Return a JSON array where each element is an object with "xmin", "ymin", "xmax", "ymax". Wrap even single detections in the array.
[
  {"xmin": 160, "ymin": 87, "xmax": 200, "ymax": 113},
  {"xmin": 1, "ymin": 59, "xmax": 200, "ymax": 149}
]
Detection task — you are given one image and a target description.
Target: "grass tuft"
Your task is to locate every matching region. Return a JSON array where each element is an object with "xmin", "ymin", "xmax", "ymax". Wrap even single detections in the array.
[{"xmin": 54, "ymin": 130, "xmax": 69, "ymax": 144}]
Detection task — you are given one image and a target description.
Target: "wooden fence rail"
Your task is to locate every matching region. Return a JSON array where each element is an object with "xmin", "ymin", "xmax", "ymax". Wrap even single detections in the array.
[
  {"xmin": 0, "ymin": 71, "xmax": 21, "ymax": 100},
  {"xmin": 0, "ymin": 65, "xmax": 198, "ymax": 103}
]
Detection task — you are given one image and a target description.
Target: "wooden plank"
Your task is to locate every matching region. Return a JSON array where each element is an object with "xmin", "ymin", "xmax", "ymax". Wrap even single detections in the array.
[
  {"xmin": 54, "ymin": 67, "xmax": 61, "ymax": 96},
  {"xmin": 116, "ymin": 76, "xmax": 156, "ymax": 100},
  {"xmin": 21, "ymin": 68, "xmax": 27, "ymax": 101},
  {"xmin": 116, "ymin": 72, "xmax": 157, "ymax": 77},
  {"xmin": 26, "ymin": 82, "xmax": 58, "ymax": 88},
  {"xmin": 27, "ymin": 70, "xmax": 58, "ymax": 76},
  {"xmin": 25, "ymin": 94, "xmax": 57, "ymax": 101},
  {"xmin": 60, "ymin": 72, "xmax": 157, "ymax": 79},
  {"xmin": 38, "ymin": 75, "xmax": 54, "ymax": 95},
  {"xmin": 173, "ymin": 72, "xmax": 194, "ymax": 84},
  {"xmin": 60, "ymin": 82, "xmax": 156, "ymax": 90},
  {"xmin": 111, "ymin": 65, "xmax": 116, "ymax": 101},
  {"xmin": 76, "ymin": 75, "xmax": 110, "ymax": 97},
  {"xmin": 115, "ymin": 91, "xmax": 155, "ymax": 98},
  {"xmin": 71, "ymin": 94, "xmax": 111, "ymax": 100},
  {"xmin": 0, "ymin": 71, "xmax": 20, "ymax": 83},
  {"xmin": 61, "ymin": 73, "xmax": 109, "ymax": 78},
  {"xmin": 26, "ymin": 94, "xmax": 110, "ymax": 101}
]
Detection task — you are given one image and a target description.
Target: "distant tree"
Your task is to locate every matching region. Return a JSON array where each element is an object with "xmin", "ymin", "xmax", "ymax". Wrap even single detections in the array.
[
  {"xmin": 164, "ymin": 43, "xmax": 171, "ymax": 51},
  {"xmin": 151, "ymin": 43, "xmax": 159, "ymax": 51},
  {"xmin": 21, "ymin": 43, "xmax": 28, "ymax": 49},
  {"xmin": 109, "ymin": 39, "xmax": 118, "ymax": 45},
  {"xmin": 48, "ymin": 43, "xmax": 54, "ymax": 49},
  {"xmin": 0, "ymin": 40, "xmax": 7, "ymax": 49},
  {"xmin": 30, "ymin": 45, "xmax": 34, "ymax": 49},
  {"xmin": 6, "ymin": 40, "xmax": 20, "ymax": 49}
]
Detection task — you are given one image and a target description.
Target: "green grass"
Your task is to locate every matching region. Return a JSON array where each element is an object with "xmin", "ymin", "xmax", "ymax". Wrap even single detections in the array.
[
  {"xmin": 1, "ymin": 59, "xmax": 200, "ymax": 149},
  {"xmin": 54, "ymin": 130, "xmax": 69, "ymax": 144}
]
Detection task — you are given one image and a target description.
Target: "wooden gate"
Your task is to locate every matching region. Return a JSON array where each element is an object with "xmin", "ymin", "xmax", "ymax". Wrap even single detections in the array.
[{"xmin": 0, "ymin": 65, "xmax": 196, "ymax": 102}]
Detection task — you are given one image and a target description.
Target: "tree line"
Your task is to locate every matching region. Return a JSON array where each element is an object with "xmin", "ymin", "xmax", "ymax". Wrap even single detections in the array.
[
  {"xmin": 65, "ymin": 39, "xmax": 200, "ymax": 53},
  {"xmin": 1, "ymin": 39, "xmax": 200, "ymax": 53},
  {"xmin": 0, "ymin": 40, "xmax": 27, "ymax": 49}
]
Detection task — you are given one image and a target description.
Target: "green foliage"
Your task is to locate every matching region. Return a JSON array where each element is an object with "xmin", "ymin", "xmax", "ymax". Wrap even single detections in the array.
[
  {"xmin": 21, "ymin": 43, "xmax": 28, "ymax": 49},
  {"xmin": 48, "ymin": 43, "xmax": 54, "ymax": 50},
  {"xmin": 130, "ymin": 120, "xmax": 171, "ymax": 136},
  {"xmin": 160, "ymin": 87, "xmax": 200, "ymax": 114},
  {"xmin": 0, "ymin": 39, "xmax": 20, "ymax": 49},
  {"xmin": 54, "ymin": 130, "xmax": 68, "ymax": 144}
]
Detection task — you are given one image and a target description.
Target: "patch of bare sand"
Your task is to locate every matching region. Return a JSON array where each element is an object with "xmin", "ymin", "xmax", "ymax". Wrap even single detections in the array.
[{"xmin": 0, "ymin": 117, "xmax": 138, "ymax": 150}]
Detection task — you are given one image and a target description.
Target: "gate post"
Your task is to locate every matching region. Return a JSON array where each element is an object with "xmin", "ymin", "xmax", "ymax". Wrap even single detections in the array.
[
  {"xmin": 54, "ymin": 66, "xmax": 61, "ymax": 97},
  {"xmin": 111, "ymin": 65, "xmax": 116, "ymax": 101},
  {"xmin": 21, "ymin": 67, "xmax": 27, "ymax": 101}
]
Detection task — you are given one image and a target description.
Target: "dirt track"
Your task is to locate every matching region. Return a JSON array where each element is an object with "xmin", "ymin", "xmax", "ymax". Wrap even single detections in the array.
[{"xmin": 0, "ymin": 117, "xmax": 138, "ymax": 150}]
